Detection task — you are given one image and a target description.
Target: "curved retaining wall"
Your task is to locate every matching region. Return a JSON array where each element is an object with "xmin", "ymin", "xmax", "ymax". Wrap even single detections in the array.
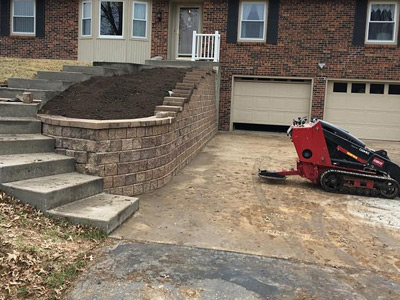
[{"xmin": 40, "ymin": 69, "xmax": 217, "ymax": 196}]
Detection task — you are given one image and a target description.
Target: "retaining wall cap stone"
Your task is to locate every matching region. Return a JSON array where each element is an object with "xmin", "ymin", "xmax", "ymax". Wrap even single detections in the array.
[{"xmin": 38, "ymin": 114, "xmax": 175, "ymax": 129}]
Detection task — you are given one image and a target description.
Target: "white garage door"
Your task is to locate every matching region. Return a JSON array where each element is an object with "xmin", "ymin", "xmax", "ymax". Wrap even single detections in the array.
[
  {"xmin": 325, "ymin": 81, "xmax": 400, "ymax": 141},
  {"xmin": 232, "ymin": 79, "xmax": 312, "ymax": 126}
]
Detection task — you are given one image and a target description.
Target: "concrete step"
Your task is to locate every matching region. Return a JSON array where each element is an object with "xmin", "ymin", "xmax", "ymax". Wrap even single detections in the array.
[
  {"xmin": 36, "ymin": 71, "xmax": 92, "ymax": 82},
  {"xmin": 48, "ymin": 193, "xmax": 139, "ymax": 234},
  {"xmin": 0, "ymin": 87, "xmax": 60, "ymax": 101},
  {"xmin": 163, "ymin": 96, "xmax": 186, "ymax": 104},
  {"xmin": 0, "ymin": 117, "xmax": 41, "ymax": 134},
  {"xmin": 63, "ymin": 65, "xmax": 120, "ymax": 77},
  {"xmin": 172, "ymin": 89, "xmax": 191, "ymax": 95},
  {"xmin": 0, "ymin": 152, "xmax": 75, "ymax": 183},
  {"xmin": 155, "ymin": 105, "xmax": 183, "ymax": 112},
  {"xmin": 183, "ymin": 77, "xmax": 201, "ymax": 84},
  {"xmin": 163, "ymin": 100, "xmax": 184, "ymax": 106},
  {"xmin": 0, "ymin": 172, "xmax": 103, "ymax": 212},
  {"xmin": 176, "ymin": 82, "xmax": 197, "ymax": 89},
  {"xmin": 8, "ymin": 78, "xmax": 73, "ymax": 92},
  {"xmin": 0, "ymin": 134, "xmax": 54, "ymax": 155},
  {"xmin": 0, "ymin": 102, "xmax": 39, "ymax": 117},
  {"xmin": 93, "ymin": 62, "xmax": 141, "ymax": 73}
]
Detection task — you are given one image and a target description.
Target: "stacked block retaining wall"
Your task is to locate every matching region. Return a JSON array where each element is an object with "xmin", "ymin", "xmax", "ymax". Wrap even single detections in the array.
[{"xmin": 40, "ymin": 70, "xmax": 217, "ymax": 196}]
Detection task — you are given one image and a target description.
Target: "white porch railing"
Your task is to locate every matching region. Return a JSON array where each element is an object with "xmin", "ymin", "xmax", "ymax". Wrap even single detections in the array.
[{"xmin": 191, "ymin": 31, "xmax": 221, "ymax": 62}]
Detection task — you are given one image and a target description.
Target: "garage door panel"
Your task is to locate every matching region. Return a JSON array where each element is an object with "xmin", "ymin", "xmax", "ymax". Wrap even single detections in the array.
[
  {"xmin": 326, "ymin": 81, "xmax": 400, "ymax": 141},
  {"xmin": 234, "ymin": 96, "xmax": 255, "ymax": 110},
  {"xmin": 326, "ymin": 110, "xmax": 400, "ymax": 126},
  {"xmin": 233, "ymin": 80, "xmax": 311, "ymax": 127},
  {"xmin": 269, "ymin": 98, "xmax": 309, "ymax": 111},
  {"xmin": 326, "ymin": 96, "xmax": 400, "ymax": 112},
  {"xmin": 232, "ymin": 110, "xmax": 253, "ymax": 123}
]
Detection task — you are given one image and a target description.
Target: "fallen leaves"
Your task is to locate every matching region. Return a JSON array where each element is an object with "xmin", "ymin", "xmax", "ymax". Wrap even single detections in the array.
[{"xmin": 0, "ymin": 190, "xmax": 105, "ymax": 299}]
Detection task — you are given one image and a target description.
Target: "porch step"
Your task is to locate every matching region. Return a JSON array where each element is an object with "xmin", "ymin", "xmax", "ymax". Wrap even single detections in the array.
[
  {"xmin": 48, "ymin": 193, "xmax": 139, "ymax": 234},
  {"xmin": 8, "ymin": 78, "xmax": 73, "ymax": 92},
  {"xmin": 63, "ymin": 65, "xmax": 121, "ymax": 77},
  {"xmin": 0, "ymin": 152, "xmax": 75, "ymax": 183},
  {"xmin": 155, "ymin": 105, "xmax": 183, "ymax": 113},
  {"xmin": 0, "ymin": 134, "xmax": 54, "ymax": 155},
  {"xmin": 36, "ymin": 71, "xmax": 92, "ymax": 82},
  {"xmin": 0, "ymin": 117, "xmax": 41, "ymax": 134},
  {"xmin": 0, "ymin": 102, "xmax": 39, "ymax": 117},
  {"xmin": 0, "ymin": 87, "xmax": 60, "ymax": 102},
  {"xmin": 0, "ymin": 172, "xmax": 103, "ymax": 212}
]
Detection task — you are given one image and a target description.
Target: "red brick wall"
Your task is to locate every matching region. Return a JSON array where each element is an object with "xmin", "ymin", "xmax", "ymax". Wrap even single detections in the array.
[
  {"xmin": 151, "ymin": 0, "xmax": 169, "ymax": 58},
  {"xmin": 152, "ymin": 0, "xmax": 400, "ymax": 130},
  {"xmin": 0, "ymin": 0, "xmax": 78, "ymax": 60}
]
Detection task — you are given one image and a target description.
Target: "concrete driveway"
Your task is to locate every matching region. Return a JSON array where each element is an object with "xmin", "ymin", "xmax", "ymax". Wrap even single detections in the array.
[{"xmin": 70, "ymin": 132, "xmax": 400, "ymax": 299}]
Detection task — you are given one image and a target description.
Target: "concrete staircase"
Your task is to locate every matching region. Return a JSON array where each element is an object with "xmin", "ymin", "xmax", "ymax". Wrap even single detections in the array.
[
  {"xmin": 1, "ymin": 64, "xmax": 138, "ymax": 107},
  {"xmin": 0, "ymin": 101, "xmax": 139, "ymax": 234}
]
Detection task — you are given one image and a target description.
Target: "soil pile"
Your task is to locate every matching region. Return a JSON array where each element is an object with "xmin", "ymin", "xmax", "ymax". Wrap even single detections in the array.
[{"xmin": 40, "ymin": 68, "xmax": 189, "ymax": 120}]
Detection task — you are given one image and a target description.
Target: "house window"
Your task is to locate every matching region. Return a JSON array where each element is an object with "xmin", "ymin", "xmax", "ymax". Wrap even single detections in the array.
[
  {"xmin": 82, "ymin": 1, "xmax": 92, "ymax": 36},
  {"xmin": 366, "ymin": 2, "xmax": 398, "ymax": 42},
  {"xmin": 239, "ymin": 2, "xmax": 267, "ymax": 41},
  {"xmin": 100, "ymin": 1, "xmax": 123, "ymax": 37},
  {"xmin": 12, "ymin": 0, "xmax": 35, "ymax": 35},
  {"xmin": 132, "ymin": 1, "xmax": 147, "ymax": 38}
]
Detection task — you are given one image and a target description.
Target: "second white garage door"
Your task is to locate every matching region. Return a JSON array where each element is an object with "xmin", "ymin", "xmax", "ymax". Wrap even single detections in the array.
[
  {"xmin": 232, "ymin": 79, "xmax": 312, "ymax": 126},
  {"xmin": 325, "ymin": 81, "xmax": 400, "ymax": 141}
]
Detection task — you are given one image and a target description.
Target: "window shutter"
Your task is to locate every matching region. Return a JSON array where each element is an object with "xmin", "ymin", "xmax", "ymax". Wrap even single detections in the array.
[
  {"xmin": 266, "ymin": 0, "xmax": 280, "ymax": 44},
  {"xmin": 0, "ymin": 0, "xmax": 10, "ymax": 37},
  {"xmin": 36, "ymin": 0, "xmax": 46, "ymax": 38},
  {"xmin": 353, "ymin": 0, "xmax": 367, "ymax": 46},
  {"xmin": 227, "ymin": 0, "xmax": 239, "ymax": 43}
]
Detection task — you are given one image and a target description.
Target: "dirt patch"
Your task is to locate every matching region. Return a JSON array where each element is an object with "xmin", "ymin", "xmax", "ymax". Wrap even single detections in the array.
[
  {"xmin": 0, "ymin": 191, "xmax": 105, "ymax": 300},
  {"xmin": 0, "ymin": 57, "xmax": 89, "ymax": 84},
  {"xmin": 40, "ymin": 68, "xmax": 189, "ymax": 120}
]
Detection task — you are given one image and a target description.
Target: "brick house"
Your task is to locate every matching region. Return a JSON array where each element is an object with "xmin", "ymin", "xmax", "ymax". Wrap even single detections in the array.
[{"xmin": 1, "ymin": 0, "xmax": 400, "ymax": 141}]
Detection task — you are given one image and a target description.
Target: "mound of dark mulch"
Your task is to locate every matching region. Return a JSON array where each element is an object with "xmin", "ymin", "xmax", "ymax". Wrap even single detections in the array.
[{"xmin": 39, "ymin": 67, "xmax": 189, "ymax": 120}]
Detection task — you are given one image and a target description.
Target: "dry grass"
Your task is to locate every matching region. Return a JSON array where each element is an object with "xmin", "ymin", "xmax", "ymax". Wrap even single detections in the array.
[
  {"xmin": 0, "ymin": 191, "xmax": 105, "ymax": 300},
  {"xmin": 0, "ymin": 57, "xmax": 90, "ymax": 83}
]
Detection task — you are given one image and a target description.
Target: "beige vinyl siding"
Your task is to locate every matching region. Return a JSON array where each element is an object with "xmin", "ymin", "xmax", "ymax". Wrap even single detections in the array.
[
  {"xmin": 78, "ymin": 0, "xmax": 151, "ymax": 63},
  {"xmin": 232, "ymin": 79, "xmax": 312, "ymax": 126},
  {"xmin": 325, "ymin": 81, "xmax": 400, "ymax": 141}
]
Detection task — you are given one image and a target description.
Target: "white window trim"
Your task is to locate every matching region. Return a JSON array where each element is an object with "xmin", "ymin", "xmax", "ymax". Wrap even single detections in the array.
[
  {"xmin": 365, "ymin": 1, "xmax": 398, "ymax": 44},
  {"xmin": 11, "ymin": 0, "xmax": 36, "ymax": 36},
  {"xmin": 132, "ymin": 1, "xmax": 148, "ymax": 39},
  {"xmin": 238, "ymin": 1, "xmax": 267, "ymax": 42},
  {"xmin": 81, "ymin": 1, "xmax": 92, "ymax": 37},
  {"xmin": 99, "ymin": 0, "xmax": 124, "ymax": 39}
]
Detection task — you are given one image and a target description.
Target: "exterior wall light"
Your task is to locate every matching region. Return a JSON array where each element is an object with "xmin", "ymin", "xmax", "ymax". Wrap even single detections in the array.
[{"xmin": 157, "ymin": 11, "xmax": 162, "ymax": 22}]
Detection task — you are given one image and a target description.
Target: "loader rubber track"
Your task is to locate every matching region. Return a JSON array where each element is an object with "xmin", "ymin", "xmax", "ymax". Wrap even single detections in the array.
[{"xmin": 320, "ymin": 169, "xmax": 399, "ymax": 199}]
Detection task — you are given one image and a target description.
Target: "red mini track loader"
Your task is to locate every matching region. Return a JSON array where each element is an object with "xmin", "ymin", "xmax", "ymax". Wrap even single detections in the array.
[{"xmin": 259, "ymin": 118, "xmax": 400, "ymax": 199}]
